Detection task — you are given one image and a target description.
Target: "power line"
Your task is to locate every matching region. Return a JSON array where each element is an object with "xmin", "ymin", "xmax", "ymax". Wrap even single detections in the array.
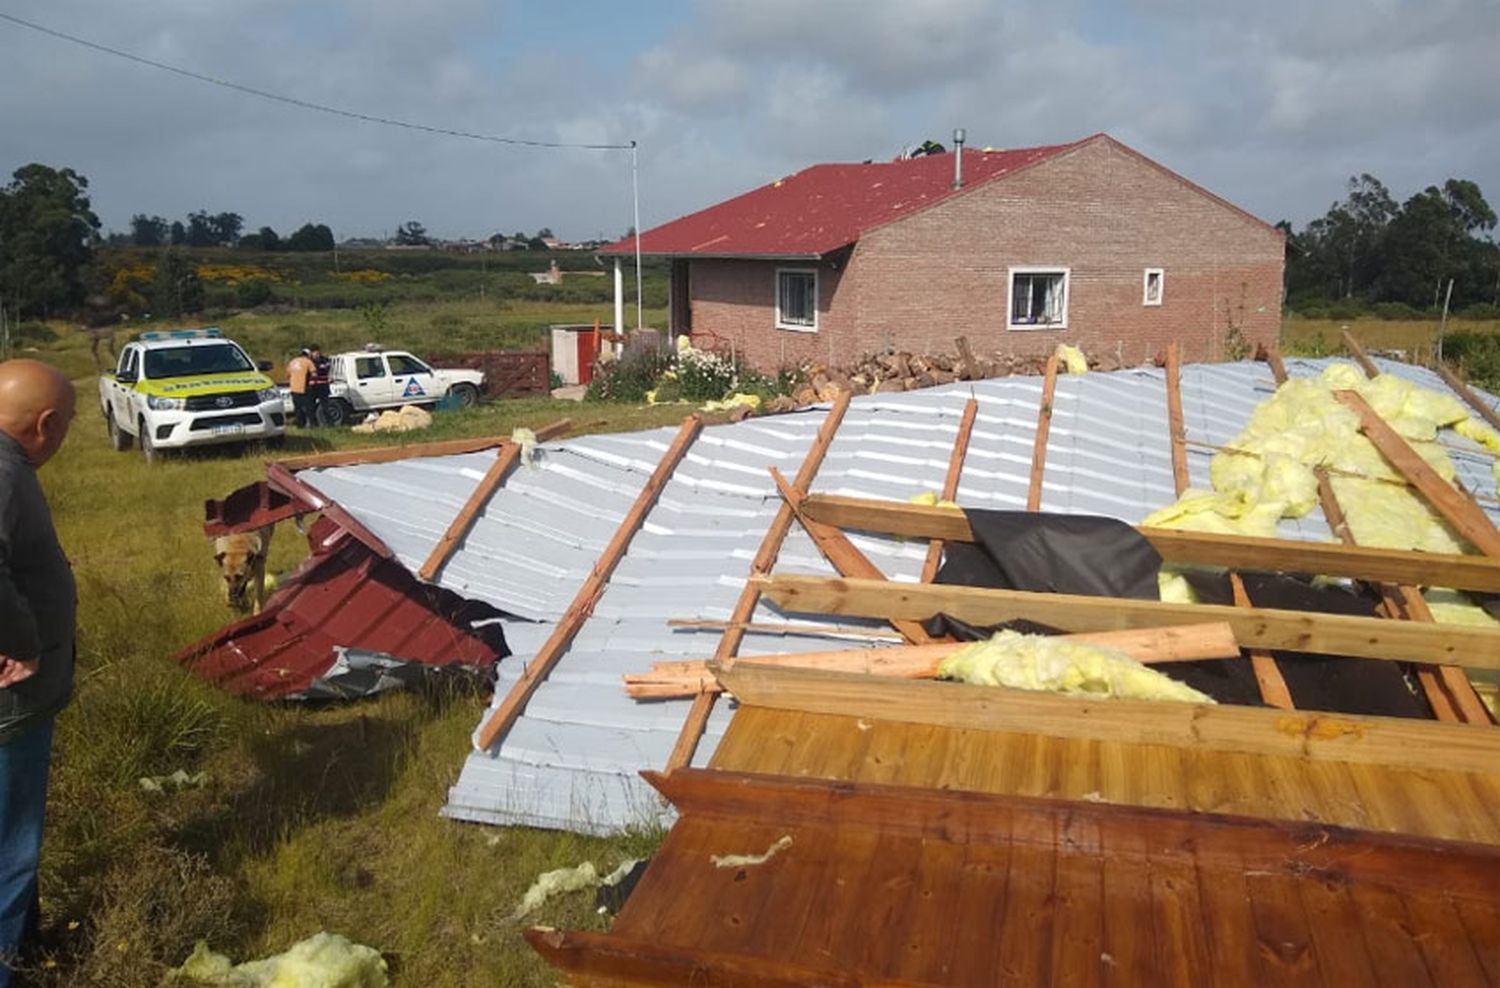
[{"xmin": 0, "ymin": 11, "xmax": 635, "ymax": 151}]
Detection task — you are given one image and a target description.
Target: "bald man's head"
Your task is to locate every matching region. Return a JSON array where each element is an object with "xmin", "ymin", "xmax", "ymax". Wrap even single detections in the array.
[{"xmin": 0, "ymin": 359, "xmax": 76, "ymax": 467}]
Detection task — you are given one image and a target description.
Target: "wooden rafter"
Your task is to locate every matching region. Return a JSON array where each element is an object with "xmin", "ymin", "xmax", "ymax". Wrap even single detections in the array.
[
  {"xmin": 625, "ymin": 622, "xmax": 1242, "ymax": 698},
  {"xmin": 1437, "ymin": 362, "xmax": 1500, "ymax": 432},
  {"xmin": 1164, "ymin": 343, "xmax": 1293, "ymax": 709},
  {"xmin": 416, "ymin": 418, "xmax": 572, "ymax": 582},
  {"xmin": 768, "ymin": 467, "xmax": 933, "ymax": 646},
  {"xmin": 1262, "ymin": 346, "xmax": 1484, "ymax": 723},
  {"xmin": 1025, "ymin": 353, "xmax": 1060, "ymax": 511},
  {"xmin": 472, "ymin": 415, "xmax": 702, "ymax": 752},
  {"xmin": 664, "ymin": 394, "xmax": 852, "ymax": 773},
  {"xmin": 1341, "ymin": 327, "xmax": 1381, "ymax": 378},
  {"xmin": 797, "ymin": 494, "xmax": 1500, "ymax": 593},
  {"xmin": 274, "ymin": 432, "xmax": 561, "ymax": 472},
  {"xmin": 1335, "ymin": 388, "xmax": 1500, "ymax": 557},
  {"xmin": 713, "ymin": 662, "xmax": 1500, "ymax": 776},
  {"xmin": 754, "ymin": 574, "xmax": 1500, "ymax": 672},
  {"xmin": 921, "ymin": 398, "xmax": 979, "ymax": 582}
]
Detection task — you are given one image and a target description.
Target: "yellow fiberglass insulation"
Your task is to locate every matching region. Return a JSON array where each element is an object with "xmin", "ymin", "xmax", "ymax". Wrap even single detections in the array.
[
  {"xmin": 937, "ymin": 630, "xmax": 1214, "ymax": 704},
  {"xmin": 170, "ymin": 932, "xmax": 387, "ymax": 988},
  {"xmin": 1142, "ymin": 362, "xmax": 1484, "ymax": 554},
  {"xmin": 1054, "ymin": 343, "xmax": 1089, "ymax": 374}
]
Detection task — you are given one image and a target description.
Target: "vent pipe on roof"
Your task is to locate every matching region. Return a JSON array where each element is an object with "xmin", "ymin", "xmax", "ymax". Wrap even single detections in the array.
[{"xmin": 952, "ymin": 128, "xmax": 967, "ymax": 189}]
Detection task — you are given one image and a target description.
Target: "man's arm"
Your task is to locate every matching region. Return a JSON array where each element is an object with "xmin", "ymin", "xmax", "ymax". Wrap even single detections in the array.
[{"xmin": 0, "ymin": 475, "xmax": 42, "ymax": 668}]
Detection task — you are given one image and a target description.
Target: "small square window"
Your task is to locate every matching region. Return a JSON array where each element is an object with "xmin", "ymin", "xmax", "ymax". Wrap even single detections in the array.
[
  {"xmin": 776, "ymin": 268, "xmax": 818, "ymax": 332},
  {"xmin": 1008, "ymin": 268, "xmax": 1069, "ymax": 330},
  {"xmin": 1144, "ymin": 268, "xmax": 1164, "ymax": 306}
]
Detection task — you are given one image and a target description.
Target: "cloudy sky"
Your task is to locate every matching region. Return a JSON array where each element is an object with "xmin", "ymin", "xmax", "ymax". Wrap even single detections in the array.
[{"xmin": 1, "ymin": 0, "xmax": 1496, "ymax": 242}]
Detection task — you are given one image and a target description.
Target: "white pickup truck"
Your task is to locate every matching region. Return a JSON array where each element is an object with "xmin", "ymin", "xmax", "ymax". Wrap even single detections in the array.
[
  {"xmin": 99, "ymin": 328, "xmax": 285, "ymax": 462},
  {"xmin": 316, "ymin": 349, "xmax": 485, "ymax": 426}
]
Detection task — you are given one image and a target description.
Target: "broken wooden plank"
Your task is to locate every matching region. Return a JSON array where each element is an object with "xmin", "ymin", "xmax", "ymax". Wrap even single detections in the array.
[
  {"xmin": 275, "ymin": 430, "xmax": 567, "ymax": 472},
  {"xmin": 1334, "ymin": 388, "xmax": 1500, "ymax": 557},
  {"xmin": 1230, "ymin": 572, "xmax": 1296, "ymax": 711},
  {"xmin": 754, "ymin": 574, "xmax": 1500, "ymax": 672},
  {"xmin": 712, "ymin": 662, "xmax": 1500, "ymax": 777},
  {"xmin": 921, "ymin": 398, "xmax": 979, "ymax": 583},
  {"xmin": 416, "ymin": 417, "xmax": 572, "ymax": 582},
  {"xmin": 665, "ymin": 393, "xmax": 853, "ymax": 773},
  {"xmin": 1341, "ymin": 328, "xmax": 1381, "ymax": 378},
  {"xmin": 473, "ymin": 415, "xmax": 702, "ymax": 752},
  {"xmin": 1437, "ymin": 362, "xmax": 1500, "ymax": 433},
  {"xmin": 626, "ymin": 622, "xmax": 1243, "ymax": 698},
  {"xmin": 667, "ymin": 618, "xmax": 901, "ymax": 641},
  {"xmin": 798, "ymin": 494, "xmax": 1500, "ymax": 593},
  {"xmin": 954, "ymin": 335, "xmax": 983, "ymax": 381},
  {"xmin": 769, "ymin": 467, "xmax": 933, "ymax": 646},
  {"xmin": 1026, "ymin": 353, "xmax": 1060, "ymax": 511}
]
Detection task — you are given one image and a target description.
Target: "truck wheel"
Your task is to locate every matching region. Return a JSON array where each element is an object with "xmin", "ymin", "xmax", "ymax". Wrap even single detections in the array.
[
  {"xmin": 449, "ymin": 383, "xmax": 480, "ymax": 408},
  {"xmin": 139, "ymin": 419, "xmax": 158, "ymax": 464},
  {"xmin": 320, "ymin": 398, "xmax": 353, "ymax": 428},
  {"xmin": 107, "ymin": 412, "xmax": 131, "ymax": 451}
]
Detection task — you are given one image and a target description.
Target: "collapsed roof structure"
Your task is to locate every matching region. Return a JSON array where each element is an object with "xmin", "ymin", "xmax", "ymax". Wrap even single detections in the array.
[{"xmin": 185, "ymin": 344, "xmax": 1500, "ymax": 837}]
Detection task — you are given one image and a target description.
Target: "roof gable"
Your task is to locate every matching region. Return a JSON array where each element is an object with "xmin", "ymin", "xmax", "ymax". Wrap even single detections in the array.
[{"xmin": 603, "ymin": 138, "xmax": 1090, "ymax": 258}]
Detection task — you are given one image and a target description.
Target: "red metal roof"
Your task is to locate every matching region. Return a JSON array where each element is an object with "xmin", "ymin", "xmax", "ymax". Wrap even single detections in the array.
[
  {"xmin": 176, "ymin": 518, "xmax": 505, "ymax": 700},
  {"xmin": 601, "ymin": 138, "xmax": 1091, "ymax": 258}
]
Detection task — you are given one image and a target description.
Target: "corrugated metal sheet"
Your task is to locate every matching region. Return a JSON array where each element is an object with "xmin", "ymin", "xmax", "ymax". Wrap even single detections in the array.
[
  {"xmin": 290, "ymin": 358, "xmax": 1500, "ymax": 834},
  {"xmin": 175, "ymin": 518, "xmax": 507, "ymax": 699}
]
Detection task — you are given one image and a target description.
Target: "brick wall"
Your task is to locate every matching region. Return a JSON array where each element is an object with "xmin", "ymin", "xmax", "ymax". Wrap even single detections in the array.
[{"xmin": 686, "ymin": 137, "xmax": 1284, "ymax": 372}]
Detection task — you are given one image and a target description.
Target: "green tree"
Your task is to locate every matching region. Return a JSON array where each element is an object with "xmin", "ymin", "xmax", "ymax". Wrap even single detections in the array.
[
  {"xmin": 211, "ymin": 211, "xmax": 243, "ymax": 245},
  {"xmin": 130, "ymin": 213, "xmax": 169, "ymax": 247},
  {"xmin": 169, "ymin": 220, "xmax": 186, "ymax": 246},
  {"xmin": 0, "ymin": 163, "xmax": 101, "ymax": 317},
  {"xmin": 148, "ymin": 249, "xmax": 204, "ymax": 317},
  {"xmin": 286, "ymin": 222, "xmax": 334, "ymax": 251},
  {"xmin": 395, "ymin": 220, "xmax": 429, "ymax": 246}
]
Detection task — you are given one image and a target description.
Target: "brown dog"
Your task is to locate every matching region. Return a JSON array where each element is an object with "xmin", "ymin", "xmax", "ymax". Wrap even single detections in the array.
[{"xmin": 213, "ymin": 526, "xmax": 274, "ymax": 614}]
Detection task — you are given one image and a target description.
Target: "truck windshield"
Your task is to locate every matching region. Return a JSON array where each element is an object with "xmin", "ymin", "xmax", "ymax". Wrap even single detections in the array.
[{"xmin": 142, "ymin": 344, "xmax": 253, "ymax": 380}]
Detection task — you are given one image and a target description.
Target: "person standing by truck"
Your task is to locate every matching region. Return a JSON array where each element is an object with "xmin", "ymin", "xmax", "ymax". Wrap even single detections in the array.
[
  {"xmin": 286, "ymin": 347, "xmax": 315, "ymax": 429},
  {"xmin": 306, "ymin": 345, "xmax": 332, "ymax": 427}
]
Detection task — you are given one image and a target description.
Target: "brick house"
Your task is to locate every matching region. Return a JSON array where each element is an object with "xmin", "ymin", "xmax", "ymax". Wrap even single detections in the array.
[{"xmin": 601, "ymin": 134, "xmax": 1284, "ymax": 371}]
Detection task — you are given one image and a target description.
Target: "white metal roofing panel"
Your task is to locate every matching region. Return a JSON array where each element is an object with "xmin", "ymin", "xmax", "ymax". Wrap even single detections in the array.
[{"xmin": 299, "ymin": 358, "xmax": 1499, "ymax": 835}]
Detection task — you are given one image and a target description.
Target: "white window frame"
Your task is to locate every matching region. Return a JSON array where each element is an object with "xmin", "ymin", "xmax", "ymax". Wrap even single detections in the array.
[
  {"xmin": 1143, "ymin": 267, "xmax": 1164, "ymax": 306},
  {"xmin": 1006, "ymin": 266, "xmax": 1070, "ymax": 331},
  {"xmin": 775, "ymin": 267, "xmax": 819, "ymax": 333}
]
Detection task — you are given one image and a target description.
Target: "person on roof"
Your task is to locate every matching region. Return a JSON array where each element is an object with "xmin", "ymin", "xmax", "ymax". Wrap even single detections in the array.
[
  {"xmin": 0, "ymin": 359, "xmax": 77, "ymax": 985},
  {"xmin": 286, "ymin": 347, "xmax": 315, "ymax": 429}
]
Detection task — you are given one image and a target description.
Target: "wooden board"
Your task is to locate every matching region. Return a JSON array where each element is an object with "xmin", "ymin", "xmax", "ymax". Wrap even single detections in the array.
[
  {"xmin": 531, "ymin": 768, "xmax": 1500, "ymax": 986},
  {"xmin": 921, "ymin": 398, "xmax": 978, "ymax": 583},
  {"xmin": 713, "ymin": 663, "xmax": 1500, "ymax": 778},
  {"xmin": 798, "ymin": 493, "xmax": 1500, "ymax": 593},
  {"xmin": 1026, "ymin": 353, "xmax": 1060, "ymax": 511},
  {"xmin": 755, "ymin": 573, "xmax": 1500, "ymax": 672},
  {"xmin": 472, "ymin": 415, "xmax": 701, "ymax": 752},
  {"xmin": 665, "ymin": 392, "xmax": 852, "ymax": 772},
  {"xmin": 274, "ymin": 432, "xmax": 545, "ymax": 471},
  {"xmin": 1439, "ymin": 362, "xmax": 1500, "ymax": 432}
]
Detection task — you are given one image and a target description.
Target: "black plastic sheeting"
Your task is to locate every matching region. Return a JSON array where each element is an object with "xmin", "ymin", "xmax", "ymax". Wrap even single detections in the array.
[{"xmin": 928, "ymin": 508, "xmax": 1431, "ymax": 718}]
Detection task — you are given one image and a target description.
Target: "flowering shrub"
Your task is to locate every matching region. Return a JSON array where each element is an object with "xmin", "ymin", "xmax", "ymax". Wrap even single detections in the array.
[
  {"xmin": 196, "ymin": 264, "xmax": 282, "ymax": 286},
  {"xmin": 332, "ymin": 269, "xmax": 393, "ymax": 283},
  {"xmin": 674, "ymin": 342, "xmax": 741, "ymax": 401}
]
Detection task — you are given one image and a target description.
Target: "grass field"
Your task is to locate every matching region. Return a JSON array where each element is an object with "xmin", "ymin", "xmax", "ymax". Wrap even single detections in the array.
[
  {"xmin": 13, "ymin": 307, "xmax": 1500, "ymax": 985},
  {"xmin": 22, "ymin": 325, "xmax": 691, "ymax": 986}
]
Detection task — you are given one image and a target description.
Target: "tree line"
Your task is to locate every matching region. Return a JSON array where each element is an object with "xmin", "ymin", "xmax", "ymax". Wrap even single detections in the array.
[
  {"xmin": 116, "ymin": 212, "xmax": 334, "ymax": 252},
  {"xmin": 1281, "ymin": 174, "xmax": 1498, "ymax": 316}
]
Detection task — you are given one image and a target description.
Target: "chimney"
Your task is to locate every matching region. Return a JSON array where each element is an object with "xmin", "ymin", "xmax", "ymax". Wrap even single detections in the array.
[{"xmin": 952, "ymin": 127, "xmax": 967, "ymax": 189}]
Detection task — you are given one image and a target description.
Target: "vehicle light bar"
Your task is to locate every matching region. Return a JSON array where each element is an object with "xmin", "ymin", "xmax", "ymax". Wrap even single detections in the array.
[{"xmin": 140, "ymin": 327, "xmax": 222, "ymax": 341}]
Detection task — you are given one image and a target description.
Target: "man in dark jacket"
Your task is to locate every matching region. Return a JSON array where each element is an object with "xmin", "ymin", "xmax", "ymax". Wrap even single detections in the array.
[
  {"xmin": 307, "ymin": 345, "xmax": 332, "ymax": 427},
  {"xmin": 0, "ymin": 360, "xmax": 76, "ymax": 985}
]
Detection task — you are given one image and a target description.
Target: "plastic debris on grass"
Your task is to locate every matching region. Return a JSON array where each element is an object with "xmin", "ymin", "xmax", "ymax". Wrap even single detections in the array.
[
  {"xmin": 701, "ymin": 392, "xmax": 762, "ymax": 413},
  {"xmin": 512, "ymin": 858, "xmax": 641, "ymax": 920},
  {"xmin": 938, "ymin": 630, "xmax": 1214, "ymax": 705},
  {"xmin": 138, "ymin": 769, "xmax": 206, "ymax": 794},
  {"xmin": 168, "ymin": 932, "xmax": 387, "ymax": 987},
  {"xmin": 1054, "ymin": 343, "xmax": 1089, "ymax": 375}
]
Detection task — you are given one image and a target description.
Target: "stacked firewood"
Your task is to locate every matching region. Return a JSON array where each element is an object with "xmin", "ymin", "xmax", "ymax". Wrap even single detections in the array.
[{"xmin": 758, "ymin": 337, "xmax": 1127, "ymax": 414}]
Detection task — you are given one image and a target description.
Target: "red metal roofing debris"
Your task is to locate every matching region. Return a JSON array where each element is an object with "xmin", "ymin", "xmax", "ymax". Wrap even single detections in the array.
[
  {"xmin": 601, "ymin": 139, "xmax": 1088, "ymax": 258},
  {"xmin": 176, "ymin": 517, "xmax": 506, "ymax": 700}
]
